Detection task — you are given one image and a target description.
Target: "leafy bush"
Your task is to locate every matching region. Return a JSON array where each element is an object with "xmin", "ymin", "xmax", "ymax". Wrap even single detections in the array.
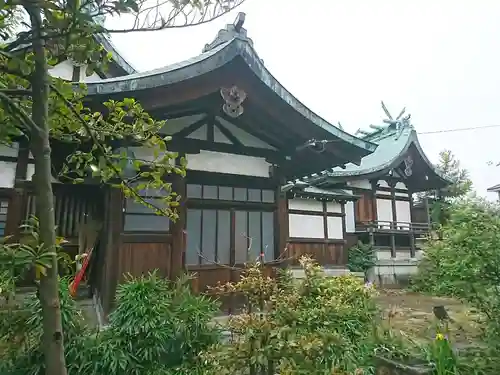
[
  {"xmin": 0, "ymin": 277, "xmax": 92, "ymax": 375},
  {"xmin": 92, "ymin": 272, "xmax": 219, "ymax": 375},
  {"xmin": 347, "ymin": 241, "xmax": 376, "ymax": 274},
  {"xmin": 0, "ymin": 272, "xmax": 219, "ymax": 375},
  {"xmin": 412, "ymin": 197, "xmax": 500, "ymax": 371},
  {"xmin": 202, "ymin": 256, "xmax": 381, "ymax": 375}
]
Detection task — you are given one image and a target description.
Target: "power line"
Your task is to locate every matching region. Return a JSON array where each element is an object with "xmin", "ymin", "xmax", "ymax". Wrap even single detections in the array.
[{"xmin": 418, "ymin": 123, "xmax": 500, "ymax": 135}]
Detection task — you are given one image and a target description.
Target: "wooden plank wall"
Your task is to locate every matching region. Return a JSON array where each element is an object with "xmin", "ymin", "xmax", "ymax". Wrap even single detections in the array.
[
  {"xmin": 355, "ymin": 191, "xmax": 376, "ymax": 223},
  {"xmin": 286, "ymin": 241, "xmax": 346, "ymax": 266},
  {"xmin": 118, "ymin": 241, "xmax": 172, "ymax": 281}
]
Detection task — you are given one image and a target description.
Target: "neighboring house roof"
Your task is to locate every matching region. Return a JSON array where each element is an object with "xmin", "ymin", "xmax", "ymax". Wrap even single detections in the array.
[
  {"xmin": 487, "ymin": 183, "xmax": 500, "ymax": 192},
  {"xmin": 83, "ymin": 13, "xmax": 377, "ymax": 162},
  {"xmin": 8, "ymin": 34, "xmax": 136, "ymax": 77}
]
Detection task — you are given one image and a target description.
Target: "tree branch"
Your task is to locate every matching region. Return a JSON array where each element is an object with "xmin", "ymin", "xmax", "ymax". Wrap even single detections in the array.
[
  {"xmin": 48, "ymin": 83, "xmax": 176, "ymax": 218},
  {"xmin": 0, "ymin": 91, "xmax": 44, "ymax": 134},
  {"xmin": 0, "ymin": 88, "xmax": 32, "ymax": 96}
]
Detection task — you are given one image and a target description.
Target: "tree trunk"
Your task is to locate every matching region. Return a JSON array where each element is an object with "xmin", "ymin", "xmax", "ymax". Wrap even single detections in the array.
[{"xmin": 25, "ymin": 4, "xmax": 68, "ymax": 375}]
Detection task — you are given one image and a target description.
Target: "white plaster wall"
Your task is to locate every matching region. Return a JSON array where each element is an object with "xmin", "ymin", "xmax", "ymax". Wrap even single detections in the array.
[
  {"xmin": 395, "ymin": 182, "xmax": 407, "ymax": 190},
  {"xmin": 0, "ymin": 143, "xmax": 19, "ymax": 158},
  {"xmin": 288, "ymin": 198, "xmax": 323, "ymax": 212},
  {"xmin": 326, "ymin": 202, "xmax": 342, "ymax": 213},
  {"xmin": 395, "ymin": 191, "xmax": 409, "ymax": 198},
  {"xmin": 0, "ymin": 161, "xmax": 16, "ymax": 188},
  {"xmin": 347, "ymin": 179, "xmax": 372, "ymax": 190},
  {"xmin": 395, "ymin": 200, "xmax": 411, "ymax": 229},
  {"xmin": 216, "ymin": 117, "xmax": 276, "ymax": 150},
  {"xmin": 376, "ymin": 199, "xmax": 393, "ymax": 228},
  {"xmin": 345, "ymin": 201, "xmax": 356, "ymax": 233},
  {"xmin": 161, "ymin": 114, "xmax": 206, "ymax": 135},
  {"xmin": 378, "ymin": 180, "xmax": 390, "ymax": 188},
  {"xmin": 214, "ymin": 125, "xmax": 232, "ymax": 144},
  {"xmin": 186, "ymin": 124, "xmax": 207, "ymax": 140},
  {"xmin": 186, "ymin": 151, "xmax": 270, "ymax": 178},
  {"xmin": 289, "ymin": 214, "xmax": 324, "ymax": 238},
  {"xmin": 327, "ymin": 216, "xmax": 343, "ymax": 239},
  {"xmin": 49, "ymin": 60, "xmax": 74, "ymax": 80},
  {"xmin": 26, "ymin": 164, "xmax": 60, "ymax": 183},
  {"xmin": 83, "ymin": 71, "xmax": 101, "ymax": 82},
  {"xmin": 377, "ymin": 189, "xmax": 391, "ymax": 196}
]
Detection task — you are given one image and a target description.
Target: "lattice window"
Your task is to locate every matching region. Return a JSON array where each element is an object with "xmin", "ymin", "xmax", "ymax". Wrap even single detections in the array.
[
  {"xmin": 0, "ymin": 199, "xmax": 8, "ymax": 236},
  {"xmin": 186, "ymin": 184, "xmax": 275, "ymax": 203},
  {"xmin": 25, "ymin": 193, "xmax": 98, "ymax": 238},
  {"xmin": 185, "ymin": 208, "xmax": 274, "ymax": 266},
  {"xmin": 123, "ymin": 197, "xmax": 170, "ymax": 232}
]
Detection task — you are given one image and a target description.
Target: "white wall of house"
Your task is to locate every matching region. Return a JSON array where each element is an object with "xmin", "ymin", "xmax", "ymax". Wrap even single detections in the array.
[
  {"xmin": 186, "ymin": 151, "xmax": 271, "ymax": 178},
  {"xmin": 395, "ymin": 200, "xmax": 411, "ymax": 229},
  {"xmin": 288, "ymin": 198, "xmax": 344, "ymax": 240},
  {"xmin": 49, "ymin": 60, "xmax": 102, "ymax": 81},
  {"xmin": 0, "ymin": 143, "xmax": 18, "ymax": 188},
  {"xmin": 347, "ymin": 179, "xmax": 371, "ymax": 190},
  {"xmin": 376, "ymin": 198, "xmax": 393, "ymax": 227},
  {"xmin": 288, "ymin": 213, "xmax": 324, "ymax": 238},
  {"xmin": 327, "ymin": 217, "xmax": 343, "ymax": 239},
  {"xmin": 288, "ymin": 198, "xmax": 322, "ymax": 212}
]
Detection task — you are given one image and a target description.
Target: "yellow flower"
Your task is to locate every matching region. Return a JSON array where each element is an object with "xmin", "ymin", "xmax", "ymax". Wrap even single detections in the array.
[{"xmin": 435, "ymin": 333, "xmax": 445, "ymax": 341}]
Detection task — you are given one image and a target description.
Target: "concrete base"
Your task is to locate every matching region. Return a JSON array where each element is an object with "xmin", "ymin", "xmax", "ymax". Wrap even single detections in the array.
[{"xmin": 367, "ymin": 259, "xmax": 419, "ymax": 287}]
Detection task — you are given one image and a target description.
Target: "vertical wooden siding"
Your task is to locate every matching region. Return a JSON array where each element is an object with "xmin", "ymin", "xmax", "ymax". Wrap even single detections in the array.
[
  {"xmin": 118, "ymin": 241, "xmax": 172, "ymax": 281},
  {"xmin": 355, "ymin": 191, "xmax": 376, "ymax": 223},
  {"xmin": 286, "ymin": 241, "xmax": 346, "ymax": 266}
]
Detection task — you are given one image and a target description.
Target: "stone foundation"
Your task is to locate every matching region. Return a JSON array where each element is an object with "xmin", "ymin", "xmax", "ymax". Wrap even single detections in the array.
[{"xmin": 366, "ymin": 249, "xmax": 423, "ymax": 287}]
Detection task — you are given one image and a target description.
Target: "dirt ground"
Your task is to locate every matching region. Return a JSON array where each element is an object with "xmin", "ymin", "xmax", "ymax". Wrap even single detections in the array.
[{"xmin": 376, "ymin": 289, "xmax": 483, "ymax": 345}]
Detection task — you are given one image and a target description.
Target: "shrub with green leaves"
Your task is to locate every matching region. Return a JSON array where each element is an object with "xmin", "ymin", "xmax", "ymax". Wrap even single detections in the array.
[
  {"xmin": 347, "ymin": 241, "xmax": 376, "ymax": 274},
  {"xmin": 0, "ymin": 277, "xmax": 92, "ymax": 375},
  {"xmin": 94, "ymin": 272, "xmax": 220, "ymax": 375},
  {"xmin": 412, "ymin": 197, "xmax": 500, "ymax": 370},
  {"xmin": 202, "ymin": 257, "xmax": 380, "ymax": 375},
  {"xmin": 0, "ymin": 272, "xmax": 220, "ymax": 375}
]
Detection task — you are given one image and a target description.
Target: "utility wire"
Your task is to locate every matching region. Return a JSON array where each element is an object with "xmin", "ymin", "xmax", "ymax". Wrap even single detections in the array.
[{"xmin": 418, "ymin": 123, "xmax": 500, "ymax": 135}]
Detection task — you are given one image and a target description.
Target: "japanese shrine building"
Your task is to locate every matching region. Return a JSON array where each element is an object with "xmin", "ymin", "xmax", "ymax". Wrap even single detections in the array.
[
  {"xmin": 0, "ymin": 14, "xmax": 448, "ymax": 314},
  {"xmin": 284, "ymin": 114, "xmax": 450, "ymax": 284}
]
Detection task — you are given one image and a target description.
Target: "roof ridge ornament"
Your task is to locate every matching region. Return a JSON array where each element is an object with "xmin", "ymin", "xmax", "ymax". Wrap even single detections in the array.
[
  {"xmin": 203, "ymin": 12, "xmax": 253, "ymax": 52},
  {"xmin": 380, "ymin": 100, "xmax": 412, "ymax": 131}
]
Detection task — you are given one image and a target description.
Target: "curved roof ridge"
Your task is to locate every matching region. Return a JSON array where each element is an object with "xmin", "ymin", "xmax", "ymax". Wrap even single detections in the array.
[
  {"xmin": 83, "ymin": 35, "xmax": 376, "ymax": 153},
  {"xmin": 94, "ymin": 34, "xmax": 137, "ymax": 75}
]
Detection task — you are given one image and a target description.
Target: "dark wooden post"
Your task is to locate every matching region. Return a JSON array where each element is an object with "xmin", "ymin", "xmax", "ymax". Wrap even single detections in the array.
[
  {"xmin": 170, "ymin": 158, "xmax": 187, "ymax": 280},
  {"xmin": 408, "ymin": 191, "xmax": 416, "ymax": 258},
  {"xmin": 275, "ymin": 168, "xmax": 288, "ymax": 265},
  {"xmin": 389, "ymin": 180, "xmax": 397, "ymax": 258},
  {"xmin": 103, "ymin": 187, "xmax": 123, "ymax": 315}
]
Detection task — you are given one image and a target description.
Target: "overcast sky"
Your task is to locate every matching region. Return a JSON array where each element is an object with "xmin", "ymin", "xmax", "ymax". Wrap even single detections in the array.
[{"xmin": 107, "ymin": 1, "xmax": 500, "ymax": 198}]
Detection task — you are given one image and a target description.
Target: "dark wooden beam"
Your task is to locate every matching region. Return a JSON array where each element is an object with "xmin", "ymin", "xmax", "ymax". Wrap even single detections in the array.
[
  {"xmin": 170, "ymin": 155, "xmax": 187, "ymax": 280},
  {"xmin": 174, "ymin": 116, "xmax": 209, "ymax": 138},
  {"xmin": 213, "ymin": 117, "xmax": 243, "ymax": 146}
]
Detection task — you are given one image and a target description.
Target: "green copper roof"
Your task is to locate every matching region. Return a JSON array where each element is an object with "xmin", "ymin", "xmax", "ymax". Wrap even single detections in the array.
[{"xmin": 328, "ymin": 124, "xmax": 415, "ymax": 177}]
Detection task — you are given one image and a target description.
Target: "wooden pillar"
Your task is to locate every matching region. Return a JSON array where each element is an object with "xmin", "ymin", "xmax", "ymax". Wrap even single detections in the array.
[
  {"xmin": 389, "ymin": 180, "xmax": 397, "ymax": 258},
  {"xmin": 103, "ymin": 187, "xmax": 123, "ymax": 315},
  {"xmin": 369, "ymin": 180, "xmax": 378, "ymax": 248},
  {"xmin": 340, "ymin": 200, "xmax": 347, "ymax": 264},
  {"xmin": 7, "ymin": 142, "xmax": 30, "ymax": 238},
  {"xmin": 170, "ymin": 163, "xmax": 187, "ymax": 280},
  {"xmin": 274, "ymin": 166, "xmax": 288, "ymax": 264},
  {"xmin": 408, "ymin": 191, "xmax": 416, "ymax": 258}
]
